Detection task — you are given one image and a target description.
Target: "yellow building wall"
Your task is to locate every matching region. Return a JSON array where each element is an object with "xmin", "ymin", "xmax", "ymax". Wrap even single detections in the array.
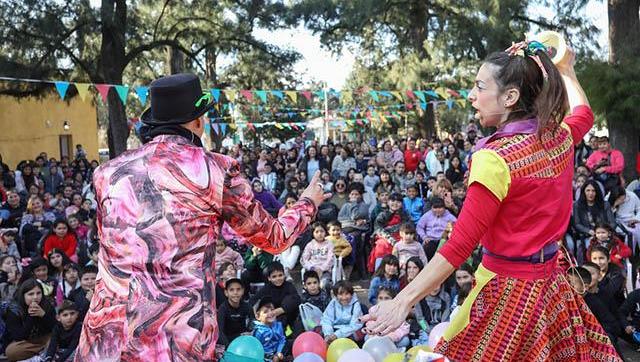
[{"xmin": 0, "ymin": 92, "xmax": 99, "ymax": 169}]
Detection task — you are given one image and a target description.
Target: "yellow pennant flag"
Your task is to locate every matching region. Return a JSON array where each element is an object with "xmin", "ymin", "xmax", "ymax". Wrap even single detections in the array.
[
  {"xmin": 435, "ymin": 87, "xmax": 449, "ymax": 99},
  {"xmin": 340, "ymin": 91, "xmax": 352, "ymax": 103},
  {"xmin": 75, "ymin": 83, "xmax": 91, "ymax": 102},
  {"xmin": 224, "ymin": 90, "xmax": 237, "ymax": 102},
  {"xmin": 285, "ymin": 91, "xmax": 297, "ymax": 103},
  {"xmin": 391, "ymin": 91, "xmax": 403, "ymax": 102},
  {"xmin": 456, "ymin": 99, "xmax": 466, "ymax": 108}
]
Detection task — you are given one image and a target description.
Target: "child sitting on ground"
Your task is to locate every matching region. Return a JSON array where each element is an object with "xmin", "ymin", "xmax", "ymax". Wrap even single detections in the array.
[
  {"xmin": 365, "ymin": 287, "xmax": 410, "ymax": 348},
  {"xmin": 392, "ymin": 222, "xmax": 428, "ymax": 272},
  {"xmin": 249, "ymin": 262, "xmax": 301, "ymax": 333},
  {"xmin": 321, "ymin": 280, "xmax": 364, "ymax": 343},
  {"xmin": 253, "ymin": 297, "xmax": 289, "ymax": 362},
  {"xmin": 68, "ymin": 265, "xmax": 97, "ymax": 318},
  {"xmin": 301, "ymin": 222, "xmax": 334, "ymax": 290},
  {"xmin": 326, "ymin": 221, "xmax": 354, "ymax": 280},
  {"xmin": 44, "ymin": 300, "xmax": 82, "ymax": 362},
  {"xmin": 217, "ymin": 278, "xmax": 254, "ymax": 347},
  {"xmin": 55, "ymin": 263, "xmax": 81, "ymax": 306},
  {"xmin": 368, "ymin": 255, "xmax": 400, "ymax": 305},
  {"xmin": 215, "ymin": 237, "xmax": 244, "ymax": 276},
  {"xmin": 301, "ymin": 270, "xmax": 331, "ymax": 311},
  {"xmin": 586, "ymin": 223, "xmax": 631, "ymax": 268},
  {"xmin": 414, "ymin": 281, "xmax": 452, "ymax": 334}
]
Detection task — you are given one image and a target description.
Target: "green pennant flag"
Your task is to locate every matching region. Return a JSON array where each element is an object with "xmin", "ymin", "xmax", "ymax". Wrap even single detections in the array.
[{"xmin": 114, "ymin": 85, "xmax": 129, "ymax": 105}]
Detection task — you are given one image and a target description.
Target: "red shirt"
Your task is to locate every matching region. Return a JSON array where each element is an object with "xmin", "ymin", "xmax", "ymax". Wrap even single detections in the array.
[
  {"xmin": 439, "ymin": 106, "xmax": 594, "ymax": 279},
  {"xmin": 404, "ymin": 149, "xmax": 422, "ymax": 172},
  {"xmin": 43, "ymin": 233, "xmax": 77, "ymax": 259}
]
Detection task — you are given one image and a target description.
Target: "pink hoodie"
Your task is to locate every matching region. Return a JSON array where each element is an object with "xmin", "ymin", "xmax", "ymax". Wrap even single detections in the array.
[{"xmin": 215, "ymin": 247, "xmax": 244, "ymax": 274}]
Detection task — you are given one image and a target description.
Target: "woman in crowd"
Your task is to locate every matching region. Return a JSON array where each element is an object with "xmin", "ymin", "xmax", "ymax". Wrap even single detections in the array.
[
  {"xmin": 298, "ymin": 145, "xmax": 329, "ymax": 184},
  {"xmin": 4, "ymin": 278, "xmax": 56, "ymax": 361},
  {"xmin": 19, "ymin": 196, "xmax": 55, "ymax": 257},
  {"xmin": 572, "ymin": 180, "xmax": 615, "ymax": 262}
]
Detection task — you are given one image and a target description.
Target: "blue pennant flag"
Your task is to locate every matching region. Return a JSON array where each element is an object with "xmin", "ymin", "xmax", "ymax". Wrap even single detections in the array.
[
  {"xmin": 135, "ymin": 86, "xmax": 149, "ymax": 105},
  {"xmin": 210, "ymin": 89, "xmax": 221, "ymax": 102},
  {"xmin": 271, "ymin": 90, "xmax": 284, "ymax": 100},
  {"xmin": 54, "ymin": 81, "xmax": 70, "ymax": 100},
  {"xmin": 220, "ymin": 123, "xmax": 227, "ymax": 135},
  {"xmin": 378, "ymin": 91, "xmax": 392, "ymax": 98}
]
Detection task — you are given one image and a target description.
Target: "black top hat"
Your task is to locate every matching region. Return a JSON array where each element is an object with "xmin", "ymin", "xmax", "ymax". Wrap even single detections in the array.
[{"xmin": 140, "ymin": 73, "xmax": 214, "ymax": 126}]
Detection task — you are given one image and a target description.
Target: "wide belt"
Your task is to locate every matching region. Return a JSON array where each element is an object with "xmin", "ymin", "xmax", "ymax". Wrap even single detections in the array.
[{"xmin": 482, "ymin": 243, "xmax": 558, "ymax": 264}]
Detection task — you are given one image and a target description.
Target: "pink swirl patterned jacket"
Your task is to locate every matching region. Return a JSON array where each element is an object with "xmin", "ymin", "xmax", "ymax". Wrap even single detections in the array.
[{"xmin": 75, "ymin": 135, "xmax": 316, "ymax": 361}]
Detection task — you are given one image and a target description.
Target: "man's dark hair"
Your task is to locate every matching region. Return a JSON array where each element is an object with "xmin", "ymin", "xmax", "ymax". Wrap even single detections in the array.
[
  {"xmin": 265, "ymin": 261, "xmax": 285, "ymax": 277},
  {"xmin": 303, "ymin": 270, "xmax": 320, "ymax": 283}
]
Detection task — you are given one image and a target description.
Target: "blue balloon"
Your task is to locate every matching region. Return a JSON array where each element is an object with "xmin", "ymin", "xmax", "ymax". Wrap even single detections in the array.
[
  {"xmin": 224, "ymin": 335, "xmax": 265, "ymax": 362},
  {"xmin": 294, "ymin": 352, "xmax": 325, "ymax": 362}
]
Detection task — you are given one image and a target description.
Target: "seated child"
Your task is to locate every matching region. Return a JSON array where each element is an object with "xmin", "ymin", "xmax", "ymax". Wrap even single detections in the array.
[
  {"xmin": 55, "ymin": 263, "xmax": 81, "ymax": 306},
  {"xmin": 365, "ymin": 287, "xmax": 410, "ymax": 348},
  {"xmin": 301, "ymin": 222, "xmax": 334, "ymax": 290},
  {"xmin": 368, "ymin": 255, "xmax": 400, "ymax": 305},
  {"xmin": 216, "ymin": 262, "xmax": 237, "ymax": 306},
  {"xmin": 68, "ymin": 265, "xmax": 97, "ymax": 318},
  {"xmin": 0, "ymin": 260, "xmax": 20, "ymax": 302},
  {"xmin": 0, "ymin": 229, "xmax": 21, "ymax": 260},
  {"xmin": 253, "ymin": 297, "xmax": 289, "ymax": 362},
  {"xmin": 249, "ymin": 262, "xmax": 301, "ymax": 331},
  {"xmin": 392, "ymin": 223, "xmax": 428, "ymax": 272},
  {"xmin": 586, "ymin": 223, "xmax": 631, "ymax": 268},
  {"xmin": 568, "ymin": 266, "xmax": 624, "ymax": 354},
  {"xmin": 86, "ymin": 243, "xmax": 99, "ymax": 267},
  {"xmin": 321, "ymin": 280, "xmax": 364, "ymax": 343},
  {"xmin": 44, "ymin": 300, "xmax": 82, "ymax": 362},
  {"xmin": 414, "ymin": 281, "xmax": 451, "ymax": 334},
  {"xmin": 301, "ymin": 270, "xmax": 331, "ymax": 311},
  {"xmin": 217, "ymin": 278, "xmax": 254, "ymax": 347},
  {"xmin": 215, "ymin": 237, "xmax": 244, "ymax": 276},
  {"xmin": 326, "ymin": 221, "xmax": 354, "ymax": 280},
  {"xmin": 242, "ymin": 246, "xmax": 274, "ymax": 285}
]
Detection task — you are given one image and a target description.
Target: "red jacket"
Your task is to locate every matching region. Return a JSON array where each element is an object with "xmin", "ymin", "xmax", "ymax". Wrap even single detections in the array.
[
  {"xmin": 43, "ymin": 233, "xmax": 77, "ymax": 260},
  {"xmin": 587, "ymin": 236, "xmax": 631, "ymax": 268},
  {"xmin": 586, "ymin": 149, "xmax": 624, "ymax": 174},
  {"xmin": 404, "ymin": 149, "xmax": 422, "ymax": 172}
]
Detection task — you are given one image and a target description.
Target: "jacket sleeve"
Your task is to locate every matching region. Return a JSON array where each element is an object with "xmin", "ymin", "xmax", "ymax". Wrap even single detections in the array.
[
  {"xmin": 416, "ymin": 214, "xmax": 428, "ymax": 241},
  {"xmin": 219, "ymin": 156, "xmax": 317, "ymax": 255},
  {"xmin": 368, "ymin": 277, "xmax": 380, "ymax": 305},
  {"xmin": 586, "ymin": 152, "xmax": 600, "ymax": 171},
  {"xmin": 572, "ymin": 203, "xmax": 592, "ymax": 235},
  {"xmin": 334, "ymin": 302, "xmax": 363, "ymax": 338},
  {"xmin": 385, "ymin": 321, "xmax": 410, "ymax": 342},
  {"xmin": 276, "ymin": 323, "xmax": 286, "ymax": 353},
  {"xmin": 300, "ymin": 244, "xmax": 311, "ymax": 270},
  {"xmin": 44, "ymin": 324, "xmax": 60, "ymax": 359},
  {"xmin": 605, "ymin": 150, "xmax": 625, "ymax": 174},
  {"xmin": 217, "ymin": 304, "xmax": 230, "ymax": 346},
  {"xmin": 338, "ymin": 239, "xmax": 352, "ymax": 258},
  {"xmin": 321, "ymin": 301, "xmax": 336, "ymax": 336}
]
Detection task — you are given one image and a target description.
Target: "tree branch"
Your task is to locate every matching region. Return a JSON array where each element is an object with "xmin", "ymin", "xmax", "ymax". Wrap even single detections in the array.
[
  {"xmin": 513, "ymin": 15, "xmax": 560, "ymax": 31},
  {"xmin": 153, "ymin": 0, "xmax": 172, "ymax": 41}
]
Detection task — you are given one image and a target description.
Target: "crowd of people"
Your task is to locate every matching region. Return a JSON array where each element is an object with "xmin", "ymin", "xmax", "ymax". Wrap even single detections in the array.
[{"xmin": 0, "ymin": 126, "xmax": 639, "ymax": 361}]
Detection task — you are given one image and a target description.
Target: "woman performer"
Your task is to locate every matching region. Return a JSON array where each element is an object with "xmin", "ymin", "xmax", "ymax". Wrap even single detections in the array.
[{"xmin": 361, "ymin": 41, "xmax": 622, "ymax": 361}]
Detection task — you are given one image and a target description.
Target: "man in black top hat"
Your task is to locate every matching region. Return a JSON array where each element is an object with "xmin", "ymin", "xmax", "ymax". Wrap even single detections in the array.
[{"xmin": 75, "ymin": 73, "xmax": 330, "ymax": 361}]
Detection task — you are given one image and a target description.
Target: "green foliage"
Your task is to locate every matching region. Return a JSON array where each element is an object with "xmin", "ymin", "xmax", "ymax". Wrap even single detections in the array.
[{"xmin": 578, "ymin": 59, "xmax": 640, "ymax": 124}]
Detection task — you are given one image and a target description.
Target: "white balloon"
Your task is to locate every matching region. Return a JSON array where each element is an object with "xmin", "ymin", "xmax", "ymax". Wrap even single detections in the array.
[{"xmin": 362, "ymin": 336, "xmax": 398, "ymax": 362}]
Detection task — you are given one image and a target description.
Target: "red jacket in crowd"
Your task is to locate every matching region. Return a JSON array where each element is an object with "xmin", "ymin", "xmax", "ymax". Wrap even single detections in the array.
[
  {"xmin": 586, "ymin": 149, "xmax": 624, "ymax": 174},
  {"xmin": 587, "ymin": 236, "xmax": 631, "ymax": 268},
  {"xmin": 43, "ymin": 233, "xmax": 77, "ymax": 260}
]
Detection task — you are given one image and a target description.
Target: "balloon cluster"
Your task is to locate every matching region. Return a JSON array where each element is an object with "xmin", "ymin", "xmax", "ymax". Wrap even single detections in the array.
[{"xmin": 223, "ymin": 324, "xmax": 451, "ymax": 362}]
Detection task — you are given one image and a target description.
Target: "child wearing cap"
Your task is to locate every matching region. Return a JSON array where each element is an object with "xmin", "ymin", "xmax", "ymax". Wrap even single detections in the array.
[
  {"xmin": 252, "ymin": 297, "xmax": 288, "ymax": 362},
  {"xmin": 44, "ymin": 300, "xmax": 82, "ymax": 362},
  {"xmin": 217, "ymin": 278, "xmax": 254, "ymax": 347}
]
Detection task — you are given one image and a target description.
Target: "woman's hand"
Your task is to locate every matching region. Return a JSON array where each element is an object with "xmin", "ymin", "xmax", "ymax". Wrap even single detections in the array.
[
  {"xmin": 360, "ymin": 297, "xmax": 413, "ymax": 336},
  {"xmin": 28, "ymin": 302, "xmax": 45, "ymax": 317},
  {"xmin": 555, "ymin": 46, "xmax": 576, "ymax": 76},
  {"xmin": 299, "ymin": 171, "xmax": 332, "ymax": 207}
]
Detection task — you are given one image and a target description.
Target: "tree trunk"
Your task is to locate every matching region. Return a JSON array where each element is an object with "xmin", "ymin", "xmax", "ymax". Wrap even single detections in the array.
[
  {"xmin": 408, "ymin": 0, "xmax": 436, "ymax": 137},
  {"xmin": 100, "ymin": 0, "xmax": 129, "ymax": 158},
  {"xmin": 608, "ymin": 0, "xmax": 640, "ymax": 180},
  {"xmin": 166, "ymin": 46, "xmax": 185, "ymax": 74}
]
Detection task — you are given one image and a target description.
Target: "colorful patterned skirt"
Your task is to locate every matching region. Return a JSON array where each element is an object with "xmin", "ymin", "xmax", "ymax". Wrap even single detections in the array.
[{"xmin": 435, "ymin": 265, "xmax": 622, "ymax": 361}]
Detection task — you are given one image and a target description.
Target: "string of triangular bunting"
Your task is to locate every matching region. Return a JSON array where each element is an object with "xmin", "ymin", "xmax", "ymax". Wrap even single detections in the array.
[{"xmin": 0, "ymin": 76, "xmax": 470, "ymax": 107}]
